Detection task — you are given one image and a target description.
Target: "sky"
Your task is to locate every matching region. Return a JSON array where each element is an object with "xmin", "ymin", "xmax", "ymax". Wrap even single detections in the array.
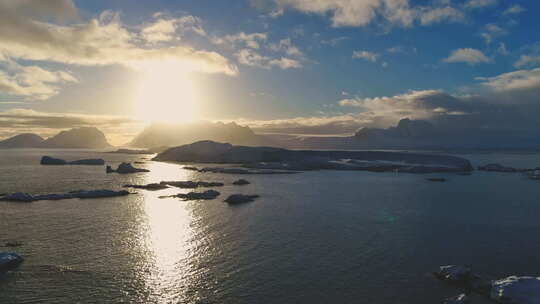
[{"xmin": 0, "ymin": 0, "xmax": 539, "ymax": 145}]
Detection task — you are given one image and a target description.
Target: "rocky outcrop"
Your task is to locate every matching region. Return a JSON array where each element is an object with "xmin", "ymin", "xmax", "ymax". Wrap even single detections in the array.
[
  {"xmin": 40, "ymin": 156, "xmax": 105, "ymax": 165},
  {"xmin": 42, "ymin": 127, "xmax": 111, "ymax": 149},
  {"xmin": 0, "ymin": 133, "xmax": 44, "ymax": 148},
  {"xmin": 233, "ymin": 179, "xmax": 250, "ymax": 185},
  {"xmin": 491, "ymin": 276, "xmax": 540, "ymax": 304},
  {"xmin": 160, "ymin": 181, "xmax": 224, "ymax": 188},
  {"xmin": 0, "ymin": 252, "xmax": 24, "ymax": 272},
  {"xmin": 433, "ymin": 265, "xmax": 540, "ymax": 304},
  {"xmin": 478, "ymin": 163, "xmax": 526, "ymax": 173},
  {"xmin": 154, "ymin": 141, "xmax": 473, "ymax": 174},
  {"xmin": 427, "ymin": 178, "xmax": 447, "ymax": 182},
  {"xmin": 123, "ymin": 183, "xmax": 169, "ymax": 190},
  {"xmin": 160, "ymin": 190, "xmax": 220, "ymax": 200},
  {"xmin": 106, "ymin": 163, "xmax": 149, "ymax": 174},
  {"xmin": 224, "ymin": 194, "xmax": 259, "ymax": 204},
  {"xmin": 442, "ymin": 294, "xmax": 469, "ymax": 304},
  {"xmin": 0, "ymin": 190, "xmax": 131, "ymax": 202}
]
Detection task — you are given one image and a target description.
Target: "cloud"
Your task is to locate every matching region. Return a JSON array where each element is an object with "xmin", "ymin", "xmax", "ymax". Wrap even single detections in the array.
[
  {"xmin": 419, "ymin": 6, "xmax": 465, "ymax": 25},
  {"xmin": 235, "ymin": 49, "xmax": 301, "ymax": 69},
  {"xmin": 464, "ymin": 0, "xmax": 498, "ymax": 10},
  {"xmin": 0, "ymin": 108, "xmax": 141, "ymax": 144},
  {"xmin": 479, "ymin": 67, "xmax": 540, "ymax": 91},
  {"xmin": 266, "ymin": 0, "xmax": 467, "ymax": 28},
  {"xmin": 444, "ymin": 48, "xmax": 491, "ymax": 65},
  {"xmin": 503, "ymin": 4, "xmax": 525, "ymax": 15},
  {"xmin": 480, "ymin": 23, "xmax": 507, "ymax": 44},
  {"xmin": 141, "ymin": 15, "xmax": 206, "ymax": 44},
  {"xmin": 245, "ymin": 66, "xmax": 540, "ymax": 137},
  {"xmin": 321, "ymin": 36, "xmax": 349, "ymax": 46},
  {"xmin": 269, "ymin": 38, "xmax": 303, "ymax": 56},
  {"xmin": 0, "ymin": 61, "xmax": 77, "ymax": 100},
  {"xmin": 211, "ymin": 32, "xmax": 268, "ymax": 49},
  {"xmin": 0, "ymin": 2, "xmax": 237, "ymax": 76},
  {"xmin": 514, "ymin": 55, "xmax": 540, "ymax": 68},
  {"xmin": 352, "ymin": 50, "xmax": 379, "ymax": 62}
]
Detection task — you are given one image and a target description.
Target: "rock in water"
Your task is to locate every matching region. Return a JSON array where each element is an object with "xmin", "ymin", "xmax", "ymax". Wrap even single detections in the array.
[
  {"xmin": 427, "ymin": 178, "xmax": 447, "ymax": 182},
  {"xmin": 434, "ymin": 265, "xmax": 473, "ymax": 284},
  {"xmin": 160, "ymin": 181, "xmax": 224, "ymax": 188},
  {"xmin": 123, "ymin": 183, "xmax": 169, "ymax": 190},
  {"xmin": 443, "ymin": 294, "xmax": 469, "ymax": 304},
  {"xmin": 40, "ymin": 156, "xmax": 67, "ymax": 165},
  {"xmin": 224, "ymin": 194, "xmax": 259, "ymax": 204},
  {"xmin": 106, "ymin": 162, "xmax": 149, "ymax": 174},
  {"xmin": 160, "ymin": 190, "xmax": 220, "ymax": 201},
  {"xmin": 0, "ymin": 190, "xmax": 131, "ymax": 202},
  {"xmin": 491, "ymin": 276, "xmax": 540, "ymax": 304},
  {"xmin": 68, "ymin": 159, "xmax": 105, "ymax": 165},
  {"xmin": 233, "ymin": 179, "xmax": 250, "ymax": 185},
  {"xmin": 40, "ymin": 156, "xmax": 105, "ymax": 165},
  {"xmin": 0, "ymin": 252, "xmax": 24, "ymax": 272}
]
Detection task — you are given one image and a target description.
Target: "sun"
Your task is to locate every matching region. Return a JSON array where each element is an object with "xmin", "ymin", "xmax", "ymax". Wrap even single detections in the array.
[{"xmin": 134, "ymin": 61, "xmax": 200, "ymax": 123}]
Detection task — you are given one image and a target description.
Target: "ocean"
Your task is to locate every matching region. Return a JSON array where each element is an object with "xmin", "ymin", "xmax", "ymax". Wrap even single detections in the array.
[{"xmin": 1, "ymin": 149, "xmax": 540, "ymax": 303}]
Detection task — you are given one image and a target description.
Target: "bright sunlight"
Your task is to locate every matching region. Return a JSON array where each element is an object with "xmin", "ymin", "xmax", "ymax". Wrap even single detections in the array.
[{"xmin": 134, "ymin": 61, "xmax": 200, "ymax": 123}]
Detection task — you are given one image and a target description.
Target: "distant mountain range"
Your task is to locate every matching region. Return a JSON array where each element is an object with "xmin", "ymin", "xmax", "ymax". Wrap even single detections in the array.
[
  {"xmin": 128, "ymin": 121, "xmax": 270, "ymax": 148},
  {"xmin": 0, "ymin": 127, "xmax": 112, "ymax": 149},
  {"xmin": 2, "ymin": 118, "xmax": 539, "ymax": 150}
]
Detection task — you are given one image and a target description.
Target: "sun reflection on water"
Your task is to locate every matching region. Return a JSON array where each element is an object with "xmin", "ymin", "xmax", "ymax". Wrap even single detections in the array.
[{"xmin": 137, "ymin": 162, "xmax": 199, "ymax": 303}]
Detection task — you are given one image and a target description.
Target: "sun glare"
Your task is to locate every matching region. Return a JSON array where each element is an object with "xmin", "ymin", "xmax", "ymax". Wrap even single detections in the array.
[{"xmin": 135, "ymin": 61, "xmax": 200, "ymax": 123}]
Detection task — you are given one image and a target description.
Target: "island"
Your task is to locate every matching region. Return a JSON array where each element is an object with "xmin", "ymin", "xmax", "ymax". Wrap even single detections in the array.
[{"xmin": 153, "ymin": 140, "xmax": 474, "ymax": 173}]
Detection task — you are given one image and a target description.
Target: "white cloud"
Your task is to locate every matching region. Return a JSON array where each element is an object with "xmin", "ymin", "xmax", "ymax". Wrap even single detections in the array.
[
  {"xmin": 480, "ymin": 23, "xmax": 507, "ymax": 44},
  {"xmin": 269, "ymin": 38, "xmax": 302, "ymax": 56},
  {"xmin": 444, "ymin": 48, "xmax": 491, "ymax": 65},
  {"xmin": 141, "ymin": 15, "xmax": 206, "ymax": 44},
  {"xmin": 464, "ymin": 0, "xmax": 498, "ymax": 10},
  {"xmin": 269, "ymin": 0, "xmax": 466, "ymax": 29},
  {"xmin": 419, "ymin": 6, "xmax": 465, "ymax": 25},
  {"xmin": 352, "ymin": 50, "xmax": 379, "ymax": 62},
  {"xmin": 503, "ymin": 4, "xmax": 525, "ymax": 15},
  {"xmin": 479, "ymin": 68, "xmax": 540, "ymax": 91},
  {"xmin": 0, "ymin": 62, "xmax": 77, "ymax": 100},
  {"xmin": 514, "ymin": 55, "xmax": 540, "ymax": 68},
  {"xmin": 212, "ymin": 32, "xmax": 268, "ymax": 49},
  {"xmin": 0, "ymin": 3, "xmax": 236, "ymax": 76},
  {"xmin": 235, "ymin": 49, "xmax": 301, "ymax": 69}
]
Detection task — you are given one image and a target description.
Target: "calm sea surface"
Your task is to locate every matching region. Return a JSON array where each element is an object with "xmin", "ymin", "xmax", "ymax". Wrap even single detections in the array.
[{"xmin": 1, "ymin": 149, "xmax": 540, "ymax": 304}]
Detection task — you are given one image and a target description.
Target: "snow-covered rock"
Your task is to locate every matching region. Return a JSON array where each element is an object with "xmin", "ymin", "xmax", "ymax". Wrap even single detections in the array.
[
  {"xmin": 443, "ymin": 294, "xmax": 469, "ymax": 304},
  {"xmin": 0, "ymin": 252, "xmax": 24, "ymax": 272},
  {"xmin": 434, "ymin": 265, "xmax": 473, "ymax": 284},
  {"xmin": 490, "ymin": 276, "xmax": 540, "ymax": 304}
]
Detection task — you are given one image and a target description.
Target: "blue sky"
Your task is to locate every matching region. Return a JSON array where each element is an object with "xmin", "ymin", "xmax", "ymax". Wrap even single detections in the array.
[{"xmin": 0, "ymin": 0, "xmax": 539, "ymax": 143}]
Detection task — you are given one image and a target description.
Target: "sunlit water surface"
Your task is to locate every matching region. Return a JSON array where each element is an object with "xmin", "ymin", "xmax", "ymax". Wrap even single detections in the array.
[{"xmin": 1, "ymin": 149, "xmax": 540, "ymax": 303}]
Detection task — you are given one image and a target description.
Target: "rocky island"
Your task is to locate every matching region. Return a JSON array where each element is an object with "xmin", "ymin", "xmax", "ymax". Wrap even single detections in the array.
[{"xmin": 153, "ymin": 140, "xmax": 473, "ymax": 173}]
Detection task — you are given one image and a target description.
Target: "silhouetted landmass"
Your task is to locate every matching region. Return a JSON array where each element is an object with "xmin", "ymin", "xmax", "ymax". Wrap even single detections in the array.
[
  {"xmin": 129, "ymin": 121, "xmax": 269, "ymax": 148},
  {"xmin": 41, "ymin": 127, "xmax": 111, "ymax": 149},
  {"xmin": 0, "ymin": 133, "xmax": 44, "ymax": 148},
  {"xmin": 266, "ymin": 118, "xmax": 540, "ymax": 150},
  {"xmin": 154, "ymin": 140, "xmax": 473, "ymax": 173},
  {"xmin": 0, "ymin": 127, "xmax": 112, "ymax": 149}
]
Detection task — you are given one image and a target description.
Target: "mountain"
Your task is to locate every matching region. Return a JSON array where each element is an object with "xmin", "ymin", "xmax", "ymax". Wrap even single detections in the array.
[
  {"xmin": 42, "ymin": 127, "xmax": 112, "ymax": 149},
  {"xmin": 129, "ymin": 121, "xmax": 269, "ymax": 149},
  {"xmin": 0, "ymin": 133, "xmax": 44, "ymax": 148}
]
